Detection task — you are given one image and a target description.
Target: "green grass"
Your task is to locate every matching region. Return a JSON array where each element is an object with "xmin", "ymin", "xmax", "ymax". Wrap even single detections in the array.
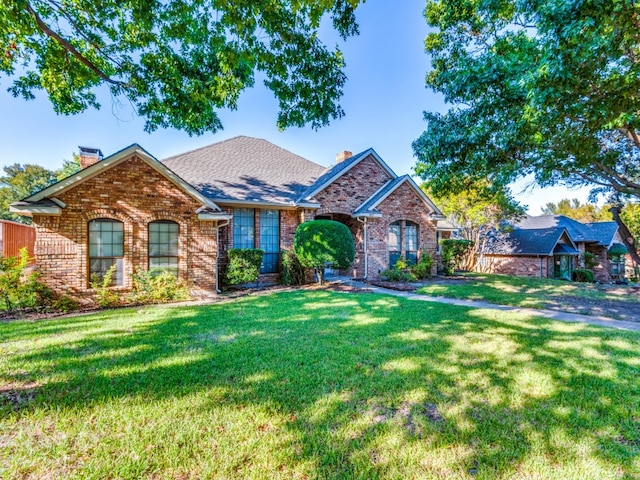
[
  {"xmin": 1, "ymin": 291, "xmax": 639, "ymax": 479},
  {"xmin": 417, "ymin": 273, "xmax": 638, "ymax": 309}
]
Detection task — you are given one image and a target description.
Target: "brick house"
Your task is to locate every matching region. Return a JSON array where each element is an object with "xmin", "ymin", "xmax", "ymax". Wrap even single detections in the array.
[
  {"xmin": 480, "ymin": 215, "xmax": 627, "ymax": 282},
  {"xmin": 11, "ymin": 136, "xmax": 446, "ymax": 296}
]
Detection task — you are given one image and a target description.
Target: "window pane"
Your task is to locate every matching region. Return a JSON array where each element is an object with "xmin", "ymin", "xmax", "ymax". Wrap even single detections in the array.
[
  {"xmin": 149, "ymin": 221, "xmax": 179, "ymax": 275},
  {"xmin": 234, "ymin": 208, "xmax": 255, "ymax": 249},
  {"xmin": 405, "ymin": 222, "xmax": 418, "ymax": 251},
  {"xmin": 88, "ymin": 219, "xmax": 124, "ymax": 286},
  {"xmin": 388, "ymin": 222, "xmax": 401, "ymax": 252}
]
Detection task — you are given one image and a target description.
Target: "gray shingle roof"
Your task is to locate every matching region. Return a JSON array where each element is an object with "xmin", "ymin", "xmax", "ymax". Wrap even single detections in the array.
[
  {"xmin": 162, "ymin": 136, "xmax": 327, "ymax": 205},
  {"xmin": 516, "ymin": 215, "xmax": 618, "ymax": 245},
  {"xmin": 487, "ymin": 227, "xmax": 572, "ymax": 256},
  {"xmin": 353, "ymin": 175, "xmax": 407, "ymax": 216}
]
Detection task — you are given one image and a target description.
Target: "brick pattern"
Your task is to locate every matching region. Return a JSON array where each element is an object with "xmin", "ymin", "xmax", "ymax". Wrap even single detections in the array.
[
  {"xmin": 313, "ymin": 155, "xmax": 393, "ymax": 215},
  {"xmin": 33, "ymin": 155, "xmax": 221, "ymax": 296},
  {"xmin": 481, "ymin": 255, "xmax": 552, "ymax": 278}
]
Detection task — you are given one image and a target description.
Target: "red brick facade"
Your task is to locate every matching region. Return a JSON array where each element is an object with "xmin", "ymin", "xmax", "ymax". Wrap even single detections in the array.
[
  {"xmin": 33, "ymin": 155, "xmax": 220, "ymax": 296},
  {"xmin": 28, "ymin": 148, "xmax": 442, "ymax": 296},
  {"xmin": 481, "ymin": 255, "xmax": 553, "ymax": 278}
]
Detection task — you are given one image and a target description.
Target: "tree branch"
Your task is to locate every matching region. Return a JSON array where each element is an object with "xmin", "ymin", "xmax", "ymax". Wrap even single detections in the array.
[{"xmin": 24, "ymin": 1, "xmax": 128, "ymax": 88}]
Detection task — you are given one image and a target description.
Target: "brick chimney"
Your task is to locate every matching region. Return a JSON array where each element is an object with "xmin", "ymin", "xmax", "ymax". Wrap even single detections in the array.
[
  {"xmin": 78, "ymin": 146, "xmax": 104, "ymax": 169},
  {"xmin": 335, "ymin": 150, "xmax": 353, "ymax": 163}
]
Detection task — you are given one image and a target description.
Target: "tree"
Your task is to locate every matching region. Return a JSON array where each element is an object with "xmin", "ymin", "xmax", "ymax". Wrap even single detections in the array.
[
  {"xmin": 293, "ymin": 220, "xmax": 355, "ymax": 284},
  {"xmin": 413, "ymin": 0, "xmax": 640, "ymax": 265},
  {"xmin": 541, "ymin": 198, "xmax": 612, "ymax": 223},
  {"xmin": 423, "ymin": 181, "xmax": 524, "ymax": 271},
  {"xmin": 0, "ymin": 163, "xmax": 57, "ymax": 223},
  {"xmin": 56, "ymin": 154, "xmax": 82, "ymax": 181},
  {"xmin": 2, "ymin": 0, "xmax": 362, "ymax": 135}
]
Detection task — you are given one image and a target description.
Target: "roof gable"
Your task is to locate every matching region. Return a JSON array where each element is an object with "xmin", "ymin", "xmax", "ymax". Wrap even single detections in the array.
[
  {"xmin": 488, "ymin": 226, "xmax": 579, "ymax": 256},
  {"xmin": 353, "ymin": 175, "xmax": 444, "ymax": 218},
  {"xmin": 300, "ymin": 148, "xmax": 397, "ymax": 201},
  {"xmin": 11, "ymin": 144, "xmax": 227, "ymax": 217}
]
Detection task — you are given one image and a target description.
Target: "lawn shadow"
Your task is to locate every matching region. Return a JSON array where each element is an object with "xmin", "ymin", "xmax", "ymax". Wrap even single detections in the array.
[{"xmin": 2, "ymin": 290, "xmax": 639, "ymax": 478}]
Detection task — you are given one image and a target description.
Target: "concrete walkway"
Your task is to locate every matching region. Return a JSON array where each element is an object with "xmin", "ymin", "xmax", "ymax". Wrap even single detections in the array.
[{"xmin": 337, "ymin": 278, "xmax": 640, "ymax": 332}]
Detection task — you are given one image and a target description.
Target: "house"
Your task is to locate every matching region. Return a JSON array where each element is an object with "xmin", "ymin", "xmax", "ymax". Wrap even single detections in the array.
[
  {"xmin": 10, "ymin": 136, "xmax": 446, "ymax": 296},
  {"xmin": 480, "ymin": 215, "xmax": 627, "ymax": 282}
]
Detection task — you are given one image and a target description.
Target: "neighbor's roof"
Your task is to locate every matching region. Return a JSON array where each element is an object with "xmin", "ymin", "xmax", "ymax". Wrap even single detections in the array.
[
  {"xmin": 486, "ymin": 227, "xmax": 578, "ymax": 256},
  {"xmin": 516, "ymin": 215, "xmax": 618, "ymax": 246},
  {"xmin": 163, "ymin": 136, "xmax": 327, "ymax": 206}
]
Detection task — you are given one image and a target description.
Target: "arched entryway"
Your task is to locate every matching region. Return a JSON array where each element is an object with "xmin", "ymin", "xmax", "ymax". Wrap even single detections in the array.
[{"xmin": 315, "ymin": 212, "xmax": 364, "ymax": 279}]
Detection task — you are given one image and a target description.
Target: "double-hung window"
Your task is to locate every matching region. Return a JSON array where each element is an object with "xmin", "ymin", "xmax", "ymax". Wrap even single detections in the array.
[
  {"xmin": 233, "ymin": 208, "xmax": 255, "ymax": 249},
  {"xmin": 149, "ymin": 221, "xmax": 179, "ymax": 276},
  {"xmin": 89, "ymin": 219, "xmax": 124, "ymax": 286}
]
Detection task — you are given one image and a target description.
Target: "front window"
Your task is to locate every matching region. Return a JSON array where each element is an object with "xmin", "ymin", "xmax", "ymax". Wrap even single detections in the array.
[
  {"xmin": 260, "ymin": 210, "xmax": 280, "ymax": 273},
  {"xmin": 388, "ymin": 221, "xmax": 402, "ymax": 267},
  {"xmin": 149, "ymin": 221, "xmax": 179, "ymax": 276},
  {"xmin": 234, "ymin": 208, "xmax": 255, "ymax": 249},
  {"xmin": 405, "ymin": 221, "xmax": 418, "ymax": 265},
  {"xmin": 89, "ymin": 219, "xmax": 124, "ymax": 286},
  {"xmin": 388, "ymin": 220, "xmax": 419, "ymax": 267}
]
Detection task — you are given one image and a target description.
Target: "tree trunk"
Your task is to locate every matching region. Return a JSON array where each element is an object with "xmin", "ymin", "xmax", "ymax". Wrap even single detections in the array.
[{"xmin": 609, "ymin": 204, "xmax": 640, "ymax": 265}]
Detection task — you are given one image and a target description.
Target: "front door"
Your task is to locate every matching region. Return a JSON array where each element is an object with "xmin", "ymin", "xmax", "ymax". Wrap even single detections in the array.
[{"xmin": 553, "ymin": 255, "xmax": 573, "ymax": 280}]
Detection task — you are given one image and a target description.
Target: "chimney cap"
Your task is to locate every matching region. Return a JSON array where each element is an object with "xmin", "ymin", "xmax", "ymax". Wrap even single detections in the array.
[{"xmin": 78, "ymin": 146, "xmax": 103, "ymax": 158}]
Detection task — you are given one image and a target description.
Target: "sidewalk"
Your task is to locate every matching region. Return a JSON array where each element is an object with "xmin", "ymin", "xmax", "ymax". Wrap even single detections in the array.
[{"xmin": 337, "ymin": 277, "xmax": 640, "ymax": 332}]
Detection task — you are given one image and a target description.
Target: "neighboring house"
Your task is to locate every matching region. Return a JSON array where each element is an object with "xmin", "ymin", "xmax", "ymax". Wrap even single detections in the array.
[
  {"xmin": 481, "ymin": 215, "xmax": 627, "ymax": 282},
  {"xmin": 10, "ymin": 136, "xmax": 446, "ymax": 296}
]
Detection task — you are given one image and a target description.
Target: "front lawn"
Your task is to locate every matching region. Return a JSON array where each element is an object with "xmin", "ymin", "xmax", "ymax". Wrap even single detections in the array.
[
  {"xmin": 1, "ymin": 291, "xmax": 639, "ymax": 479},
  {"xmin": 417, "ymin": 273, "xmax": 640, "ymax": 320}
]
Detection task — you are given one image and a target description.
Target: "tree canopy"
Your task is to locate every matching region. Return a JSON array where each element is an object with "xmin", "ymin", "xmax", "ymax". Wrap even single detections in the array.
[
  {"xmin": 541, "ymin": 198, "xmax": 612, "ymax": 224},
  {"xmin": 413, "ymin": 0, "xmax": 640, "ymax": 261},
  {"xmin": 0, "ymin": 163, "xmax": 57, "ymax": 223},
  {"xmin": 423, "ymin": 181, "xmax": 524, "ymax": 270},
  {"xmin": 2, "ymin": 0, "xmax": 362, "ymax": 135}
]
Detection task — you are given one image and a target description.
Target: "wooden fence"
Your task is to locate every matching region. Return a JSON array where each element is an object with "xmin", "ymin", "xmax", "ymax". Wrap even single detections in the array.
[{"xmin": 0, "ymin": 220, "xmax": 36, "ymax": 261}]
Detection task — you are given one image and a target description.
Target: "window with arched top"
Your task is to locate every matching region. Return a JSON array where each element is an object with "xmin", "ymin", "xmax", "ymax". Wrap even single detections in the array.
[
  {"xmin": 89, "ymin": 219, "xmax": 124, "ymax": 286},
  {"xmin": 149, "ymin": 220, "xmax": 179, "ymax": 276},
  {"xmin": 388, "ymin": 220, "xmax": 419, "ymax": 267}
]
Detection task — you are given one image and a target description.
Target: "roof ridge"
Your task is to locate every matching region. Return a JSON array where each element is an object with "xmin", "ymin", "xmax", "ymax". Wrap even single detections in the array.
[{"xmin": 161, "ymin": 135, "xmax": 254, "ymax": 162}]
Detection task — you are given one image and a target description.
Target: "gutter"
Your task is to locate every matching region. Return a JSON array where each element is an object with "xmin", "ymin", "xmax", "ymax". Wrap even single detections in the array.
[{"xmin": 215, "ymin": 220, "xmax": 230, "ymax": 294}]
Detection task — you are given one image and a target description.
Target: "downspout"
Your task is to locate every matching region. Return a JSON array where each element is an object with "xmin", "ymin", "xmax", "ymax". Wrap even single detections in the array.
[
  {"xmin": 215, "ymin": 220, "xmax": 230, "ymax": 294},
  {"xmin": 356, "ymin": 217, "xmax": 368, "ymax": 280}
]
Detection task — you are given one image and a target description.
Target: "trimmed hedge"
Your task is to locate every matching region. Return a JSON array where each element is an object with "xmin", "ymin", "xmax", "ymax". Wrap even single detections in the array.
[{"xmin": 225, "ymin": 248, "xmax": 264, "ymax": 285}]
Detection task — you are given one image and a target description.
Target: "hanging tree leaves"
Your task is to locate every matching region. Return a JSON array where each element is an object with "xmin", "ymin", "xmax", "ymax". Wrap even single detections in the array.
[
  {"xmin": 1, "ymin": 0, "xmax": 362, "ymax": 135},
  {"xmin": 413, "ymin": 0, "xmax": 640, "ymax": 263}
]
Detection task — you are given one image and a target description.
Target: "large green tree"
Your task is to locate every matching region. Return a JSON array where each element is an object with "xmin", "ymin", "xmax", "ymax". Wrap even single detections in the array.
[
  {"xmin": 423, "ymin": 181, "xmax": 524, "ymax": 270},
  {"xmin": 1, "ymin": 0, "xmax": 362, "ymax": 135},
  {"xmin": 0, "ymin": 163, "xmax": 57, "ymax": 223},
  {"xmin": 541, "ymin": 198, "xmax": 612, "ymax": 223},
  {"xmin": 413, "ymin": 0, "xmax": 640, "ymax": 264}
]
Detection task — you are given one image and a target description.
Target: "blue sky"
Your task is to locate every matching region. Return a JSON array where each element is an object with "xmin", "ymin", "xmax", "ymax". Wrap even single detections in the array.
[{"xmin": 0, "ymin": 0, "xmax": 588, "ymax": 213}]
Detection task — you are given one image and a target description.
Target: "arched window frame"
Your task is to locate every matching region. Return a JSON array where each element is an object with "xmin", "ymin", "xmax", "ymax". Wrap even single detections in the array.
[
  {"xmin": 88, "ymin": 218, "xmax": 124, "ymax": 286},
  {"xmin": 388, "ymin": 220, "xmax": 420, "ymax": 267}
]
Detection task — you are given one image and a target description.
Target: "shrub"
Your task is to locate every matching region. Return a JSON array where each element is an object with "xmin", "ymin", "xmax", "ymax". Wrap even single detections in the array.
[
  {"xmin": 130, "ymin": 269, "xmax": 190, "ymax": 303},
  {"xmin": 583, "ymin": 251, "xmax": 599, "ymax": 269},
  {"xmin": 225, "ymin": 248, "xmax": 264, "ymax": 286},
  {"xmin": 412, "ymin": 251, "xmax": 433, "ymax": 279},
  {"xmin": 90, "ymin": 265, "xmax": 121, "ymax": 308},
  {"xmin": 0, "ymin": 248, "xmax": 50, "ymax": 312},
  {"xmin": 440, "ymin": 239, "xmax": 474, "ymax": 276},
  {"xmin": 572, "ymin": 268, "xmax": 595, "ymax": 283},
  {"xmin": 293, "ymin": 220, "xmax": 355, "ymax": 284},
  {"xmin": 281, "ymin": 249, "xmax": 307, "ymax": 286},
  {"xmin": 51, "ymin": 295, "xmax": 79, "ymax": 312},
  {"xmin": 379, "ymin": 258, "xmax": 417, "ymax": 282}
]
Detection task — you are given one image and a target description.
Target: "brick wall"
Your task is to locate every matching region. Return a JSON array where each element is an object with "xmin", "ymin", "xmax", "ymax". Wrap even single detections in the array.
[
  {"xmin": 481, "ymin": 255, "xmax": 552, "ymax": 278},
  {"xmin": 33, "ymin": 155, "xmax": 221, "ymax": 296},
  {"xmin": 313, "ymin": 155, "xmax": 393, "ymax": 214}
]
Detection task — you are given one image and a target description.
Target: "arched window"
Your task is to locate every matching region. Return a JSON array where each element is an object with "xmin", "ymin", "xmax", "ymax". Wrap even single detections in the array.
[
  {"xmin": 89, "ymin": 219, "xmax": 124, "ymax": 286},
  {"xmin": 149, "ymin": 220, "xmax": 179, "ymax": 276},
  {"xmin": 388, "ymin": 220, "xmax": 419, "ymax": 267}
]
